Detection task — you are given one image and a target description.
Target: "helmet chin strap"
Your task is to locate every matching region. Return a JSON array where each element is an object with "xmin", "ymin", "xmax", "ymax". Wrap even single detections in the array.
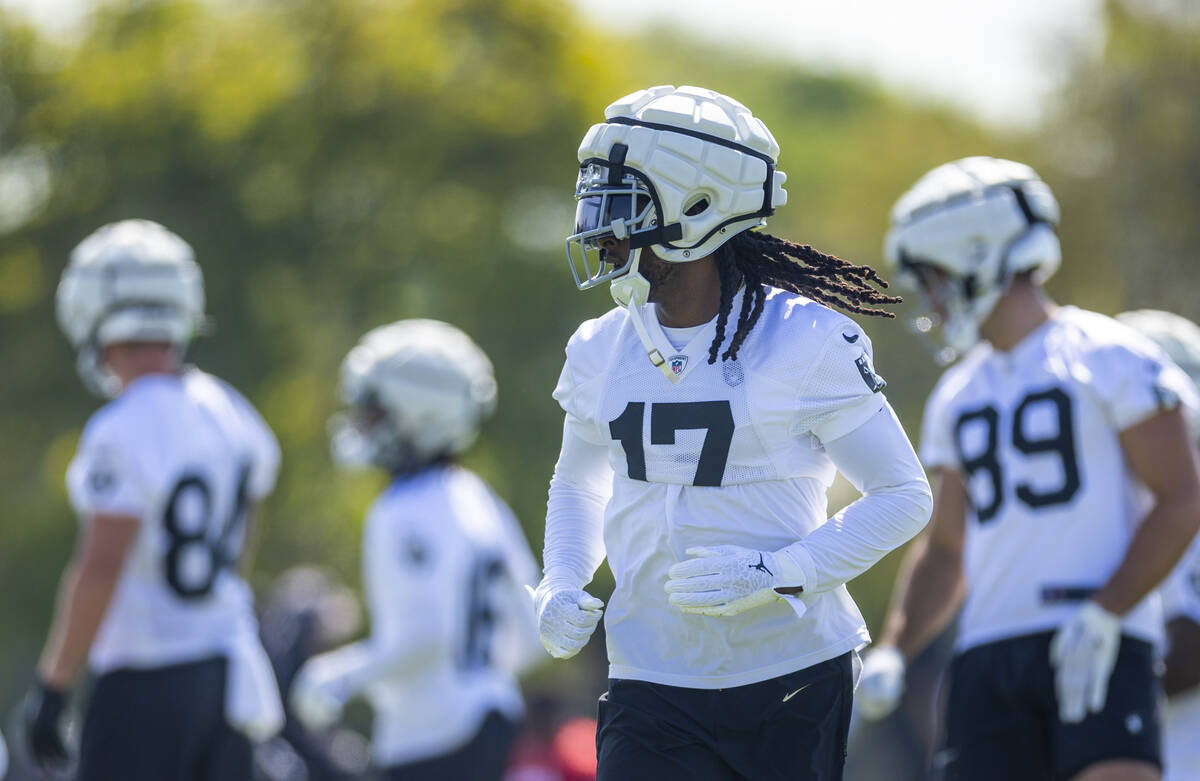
[{"xmin": 609, "ymin": 248, "xmax": 680, "ymax": 383}]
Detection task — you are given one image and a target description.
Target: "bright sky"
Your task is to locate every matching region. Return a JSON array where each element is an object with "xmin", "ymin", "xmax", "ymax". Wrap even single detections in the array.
[
  {"xmin": 1, "ymin": 0, "xmax": 1108, "ymax": 127},
  {"xmin": 572, "ymin": 0, "xmax": 1107, "ymax": 127}
]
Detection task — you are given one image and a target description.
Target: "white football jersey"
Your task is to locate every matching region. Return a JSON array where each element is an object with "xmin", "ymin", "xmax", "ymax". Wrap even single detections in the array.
[
  {"xmin": 555, "ymin": 288, "xmax": 889, "ymax": 688},
  {"xmin": 1165, "ymin": 679, "xmax": 1200, "ymax": 781},
  {"xmin": 920, "ymin": 306, "xmax": 1198, "ymax": 652},
  {"xmin": 361, "ymin": 465, "xmax": 540, "ymax": 767},
  {"xmin": 1162, "ymin": 534, "xmax": 1200, "ymax": 781},
  {"xmin": 66, "ymin": 369, "xmax": 280, "ymax": 673}
]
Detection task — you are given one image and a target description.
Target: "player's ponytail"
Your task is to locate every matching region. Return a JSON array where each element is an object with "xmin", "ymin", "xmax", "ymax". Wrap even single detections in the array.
[{"xmin": 706, "ymin": 231, "xmax": 901, "ymax": 364}]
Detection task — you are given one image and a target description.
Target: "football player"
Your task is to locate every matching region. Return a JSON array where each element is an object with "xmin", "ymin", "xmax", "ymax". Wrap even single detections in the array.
[
  {"xmin": 533, "ymin": 85, "xmax": 933, "ymax": 780},
  {"xmin": 1117, "ymin": 309, "xmax": 1200, "ymax": 781},
  {"xmin": 856, "ymin": 157, "xmax": 1200, "ymax": 781},
  {"xmin": 289, "ymin": 320, "xmax": 542, "ymax": 781},
  {"xmin": 24, "ymin": 219, "xmax": 284, "ymax": 779}
]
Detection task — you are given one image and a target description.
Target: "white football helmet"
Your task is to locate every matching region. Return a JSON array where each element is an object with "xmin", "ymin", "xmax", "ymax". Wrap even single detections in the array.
[
  {"xmin": 55, "ymin": 219, "xmax": 206, "ymax": 396},
  {"xmin": 1117, "ymin": 309, "xmax": 1200, "ymax": 437},
  {"xmin": 568, "ymin": 85, "xmax": 788, "ymax": 280},
  {"xmin": 883, "ymin": 156, "xmax": 1061, "ymax": 361},
  {"xmin": 330, "ymin": 319, "xmax": 498, "ymax": 473},
  {"xmin": 565, "ymin": 85, "xmax": 787, "ymax": 378}
]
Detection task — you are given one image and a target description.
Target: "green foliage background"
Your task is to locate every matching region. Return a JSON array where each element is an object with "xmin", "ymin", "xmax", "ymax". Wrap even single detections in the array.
[{"xmin": 0, "ymin": 0, "xmax": 1196, "ymax": 718}]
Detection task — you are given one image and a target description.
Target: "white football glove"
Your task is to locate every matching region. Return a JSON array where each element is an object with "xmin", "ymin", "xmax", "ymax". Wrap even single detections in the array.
[
  {"xmin": 528, "ymin": 582, "xmax": 604, "ymax": 659},
  {"xmin": 665, "ymin": 545, "xmax": 796, "ymax": 617},
  {"xmin": 855, "ymin": 646, "xmax": 906, "ymax": 721},
  {"xmin": 1049, "ymin": 601, "xmax": 1122, "ymax": 723},
  {"xmin": 290, "ymin": 655, "xmax": 351, "ymax": 730}
]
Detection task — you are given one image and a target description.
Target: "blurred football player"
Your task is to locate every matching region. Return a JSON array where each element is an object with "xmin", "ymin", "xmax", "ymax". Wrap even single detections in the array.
[
  {"xmin": 25, "ymin": 219, "xmax": 284, "ymax": 780},
  {"xmin": 1117, "ymin": 309, "xmax": 1200, "ymax": 781},
  {"xmin": 290, "ymin": 320, "xmax": 542, "ymax": 781},
  {"xmin": 534, "ymin": 85, "xmax": 932, "ymax": 779},
  {"xmin": 256, "ymin": 567, "xmax": 368, "ymax": 781},
  {"xmin": 858, "ymin": 157, "xmax": 1200, "ymax": 781}
]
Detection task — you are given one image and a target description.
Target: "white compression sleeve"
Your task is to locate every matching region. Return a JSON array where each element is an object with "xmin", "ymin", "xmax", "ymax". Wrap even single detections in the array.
[
  {"xmin": 540, "ymin": 415, "xmax": 611, "ymax": 590},
  {"xmin": 776, "ymin": 402, "xmax": 933, "ymax": 593}
]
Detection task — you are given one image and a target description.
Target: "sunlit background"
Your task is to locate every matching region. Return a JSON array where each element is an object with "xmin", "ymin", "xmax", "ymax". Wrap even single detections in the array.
[{"xmin": 0, "ymin": 1, "xmax": 1196, "ymax": 778}]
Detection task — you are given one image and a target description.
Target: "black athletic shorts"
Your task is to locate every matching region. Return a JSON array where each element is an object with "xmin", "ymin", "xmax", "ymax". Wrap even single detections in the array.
[
  {"xmin": 78, "ymin": 655, "xmax": 252, "ymax": 781},
  {"xmin": 382, "ymin": 709, "xmax": 519, "ymax": 781},
  {"xmin": 596, "ymin": 652, "xmax": 854, "ymax": 781},
  {"xmin": 938, "ymin": 631, "xmax": 1162, "ymax": 781}
]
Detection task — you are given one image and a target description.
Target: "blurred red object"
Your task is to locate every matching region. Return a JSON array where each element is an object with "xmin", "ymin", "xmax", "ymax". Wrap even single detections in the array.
[{"xmin": 552, "ymin": 717, "xmax": 597, "ymax": 781}]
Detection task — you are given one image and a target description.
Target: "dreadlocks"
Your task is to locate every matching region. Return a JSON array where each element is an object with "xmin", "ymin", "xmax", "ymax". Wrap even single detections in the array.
[{"xmin": 706, "ymin": 230, "xmax": 902, "ymax": 364}]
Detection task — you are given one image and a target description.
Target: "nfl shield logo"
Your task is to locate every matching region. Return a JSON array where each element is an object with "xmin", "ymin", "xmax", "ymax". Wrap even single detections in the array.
[{"xmin": 668, "ymin": 355, "xmax": 688, "ymax": 376}]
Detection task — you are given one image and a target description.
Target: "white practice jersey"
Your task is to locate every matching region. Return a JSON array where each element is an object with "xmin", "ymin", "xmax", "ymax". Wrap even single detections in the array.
[
  {"xmin": 362, "ymin": 466, "xmax": 540, "ymax": 767},
  {"xmin": 66, "ymin": 369, "xmax": 280, "ymax": 673},
  {"xmin": 1163, "ymin": 534, "xmax": 1200, "ymax": 781},
  {"xmin": 920, "ymin": 306, "xmax": 1198, "ymax": 652},
  {"xmin": 555, "ymin": 288, "xmax": 891, "ymax": 688}
]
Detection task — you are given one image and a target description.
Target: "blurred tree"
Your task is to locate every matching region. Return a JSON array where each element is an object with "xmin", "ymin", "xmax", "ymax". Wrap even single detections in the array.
[
  {"xmin": 1036, "ymin": 0, "xmax": 1200, "ymax": 322},
  {"xmin": 0, "ymin": 0, "xmax": 626, "ymax": 710}
]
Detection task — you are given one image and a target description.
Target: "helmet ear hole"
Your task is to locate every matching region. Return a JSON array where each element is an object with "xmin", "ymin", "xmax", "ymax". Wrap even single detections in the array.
[{"xmin": 684, "ymin": 196, "xmax": 710, "ymax": 217}]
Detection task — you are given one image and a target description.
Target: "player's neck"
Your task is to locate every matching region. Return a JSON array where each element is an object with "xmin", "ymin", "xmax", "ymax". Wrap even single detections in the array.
[
  {"xmin": 652, "ymin": 256, "xmax": 723, "ymax": 328},
  {"xmin": 979, "ymin": 279, "xmax": 1057, "ymax": 353},
  {"xmin": 113, "ymin": 368, "xmax": 181, "ymax": 395},
  {"xmin": 104, "ymin": 343, "xmax": 183, "ymax": 392}
]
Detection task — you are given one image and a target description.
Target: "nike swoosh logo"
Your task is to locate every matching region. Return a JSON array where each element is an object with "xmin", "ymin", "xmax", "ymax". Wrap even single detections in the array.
[
  {"xmin": 782, "ymin": 684, "xmax": 811, "ymax": 702},
  {"xmin": 842, "ymin": 332, "xmax": 859, "ymax": 343}
]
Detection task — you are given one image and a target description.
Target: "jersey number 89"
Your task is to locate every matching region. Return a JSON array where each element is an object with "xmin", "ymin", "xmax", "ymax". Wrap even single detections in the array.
[
  {"xmin": 954, "ymin": 387, "xmax": 1081, "ymax": 524},
  {"xmin": 162, "ymin": 464, "xmax": 252, "ymax": 599}
]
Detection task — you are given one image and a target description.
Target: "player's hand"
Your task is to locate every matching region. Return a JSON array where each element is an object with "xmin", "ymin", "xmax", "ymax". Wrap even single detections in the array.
[
  {"xmin": 290, "ymin": 656, "xmax": 349, "ymax": 731},
  {"xmin": 1049, "ymin": 601, "xmax": 1122, "ymax": 723},
  {"xmin": 23, "ymin": 679, "xmax": 69, "ymax": 770},
  {"xmin": 856, "ymin": 646, "xmax": 906, "ymax": 720},
  {"xmin": 528, "ymin": 582, "xmax": 604, "ymax": 659},
  {"xmin": 665, "ymin": 545, "xmax": 791, "ymax": 617}
]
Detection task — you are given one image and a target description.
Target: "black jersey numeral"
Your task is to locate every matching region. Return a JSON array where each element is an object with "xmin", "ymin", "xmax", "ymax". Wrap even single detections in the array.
[
  {"xmin": 609, "ymin": 401, "xmax": 734, "ymax": 487},
  {"xmin": 955, "ymin": 406, "xmax": 1003, "ymax": 522},
  {"xmin": 954, "ymin": 387, "xmax": 1081, "ymax": 524},
  {"xmin": 608, "ymin": 402, "xmax": 646, "ymax": 481},
  {"xmin": 162, "ymin": 463, "xmax": 251, "ymax": 599},
  {"xmin": 461, "ymin": 553, "xmax": 505, "ymax": 671},
  {"xmin": 1012, "ymin": 388, "xmax": 1080, "ymax": 508}
]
